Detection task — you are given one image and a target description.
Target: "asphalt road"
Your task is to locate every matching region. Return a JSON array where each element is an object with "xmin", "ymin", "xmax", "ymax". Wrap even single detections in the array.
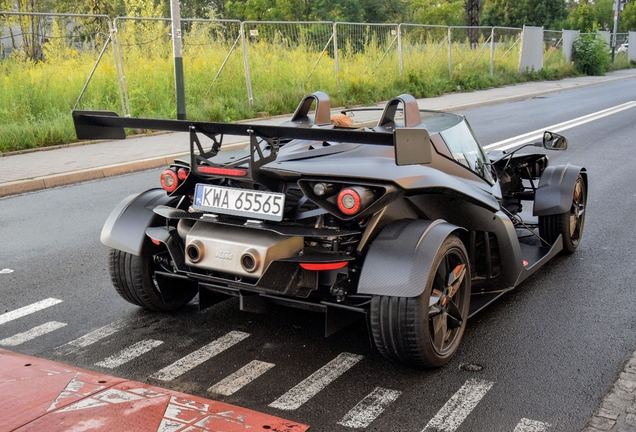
[{"xmin": 1, "ymin": 78, "xmax": 636, "ymax": 431}]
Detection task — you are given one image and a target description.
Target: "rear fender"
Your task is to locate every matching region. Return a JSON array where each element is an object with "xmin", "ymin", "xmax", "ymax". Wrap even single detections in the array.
[
  {"xmin": 358, "ymin": 219, "xmax": 465, "ymax": 297},
  {"xmin": 101, "ymin": 189, "xmax": 179, "ymax": 256},
  {"xmin": 533, "ymin": 164, "xmax": 587, "ymax": 216}
]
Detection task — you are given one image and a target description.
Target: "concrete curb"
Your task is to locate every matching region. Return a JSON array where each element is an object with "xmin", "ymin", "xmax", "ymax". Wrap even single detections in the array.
[{"xmin": 0, "ymin": 153, "xmax": 187, "ymax": 198}]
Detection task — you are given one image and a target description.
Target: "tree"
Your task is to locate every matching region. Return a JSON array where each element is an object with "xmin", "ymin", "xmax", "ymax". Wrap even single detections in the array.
[
  {"xmin": 482, "ymin": 0, "xmax": 568, "ymax": 28},
  {"xmin": 409, "ymin": 0, "xmax": 466, "ymax": 26}
]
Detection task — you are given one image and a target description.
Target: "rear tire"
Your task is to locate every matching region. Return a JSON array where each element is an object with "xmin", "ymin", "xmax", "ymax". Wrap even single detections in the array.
[
  {"xmin": 539, "ymin": 173, "xmax": 586, "ymax": 254},
  {"xmin": 108, "ymin": 248, "xmax": 197, "ymax": 311},
  {"xmin": 370, "ymin": 235, "xmax": 470, "ymax": 367}
]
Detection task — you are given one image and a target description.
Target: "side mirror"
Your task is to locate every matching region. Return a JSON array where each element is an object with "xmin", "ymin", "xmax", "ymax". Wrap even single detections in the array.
[
  {"xmin": 543, "ymin": 131, "xmax": 568, "ymax": 150},
  {"xmin": 394, "ymin": 128, "xmax": 432, "ymax": 166}
]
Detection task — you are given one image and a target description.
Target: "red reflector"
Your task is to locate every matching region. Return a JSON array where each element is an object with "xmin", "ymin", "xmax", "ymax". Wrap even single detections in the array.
[
  {"xmin": 523, "ymin": 260, "xmax": 529, "ymax": 267},
  {"xmin": 198, "ymin": 166, "xmax": 248, "ymax": 177},
  {"xmin": 177, "ymin": 168, "xmax": 189, "ymax": 180},
  {"xmin": 150, "ymin": 238, "xmax": 161, "ymax": 246},
  {"xmin": 300, "ymin": 262, "xmax": 348, "ymax": 271},
  {"xmin": 160, "ymin": 169, "xmax": 179, "ymax": 193}
]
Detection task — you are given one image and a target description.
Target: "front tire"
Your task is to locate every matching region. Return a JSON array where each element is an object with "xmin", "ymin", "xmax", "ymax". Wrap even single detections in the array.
[
  {"xmin": 370, "ymin": 235, "xmax": 471, "ymax": 367},
  {"xmin": 539, "ymin": 173, "xmax": 586, "ymax": 254},
  {"xmin": 108, "ymin": 248, "xmax": 197, "ymax": 311}
]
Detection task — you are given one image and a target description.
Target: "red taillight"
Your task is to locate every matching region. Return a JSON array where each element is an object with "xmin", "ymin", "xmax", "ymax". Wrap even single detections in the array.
[
  {"xmin": 198, "ymin": 166, "xmax": 248, "ymax": 177},
  {"xmin": 177, "ymin": 168, "xmax": 189, "ymax": 180},
  {"xmin": 160, "ymin": 169, "xmax": 179, "ymax": 192},
  {"xmin": 338, "ymin": 188, "xmax": 361, "ymax": 215},
  {"xmin": 300, "ymin": 262, "xmax": 348, "ymax": 271},
  {"xmin": 150, "ymin": 238, "xmax": 161, "ymax": 246}
]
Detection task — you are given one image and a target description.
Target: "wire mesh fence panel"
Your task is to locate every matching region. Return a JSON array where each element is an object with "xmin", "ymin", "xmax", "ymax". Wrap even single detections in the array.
[
  {"xmin": 334, "ymin": 23, "xmax": 400, "ymax": 89},
  {"xmin": 613, "ymin": 32, "xmax": 629, "ymax": 59},
  {"xmin": 399, "ymin": 24, "xmax": 449, "ymax": 78},
  {"xmin": 180, "ymin": 19, "xmax": 244, "ymax": 120},
  {"xmin": 492, "ymin": 27, "xmax": 522, "ymax": 73},
  {"xmin": 543, "ymin": 30, "xmax": 565, "ymax": 68},
  {"xmin": 0, "ymin": 12, "xmax": 119, "ymax": 149},
  {"xmin": 449, "ymin": 26, "xmax": 494, "ymax": 76},
  {"xmin": 242, "ymin": 21, "xmax": 334, "ymax": 110},
  {"xmin": 115, "ymin": 17, "xmax": 244, "ymax": 120}
]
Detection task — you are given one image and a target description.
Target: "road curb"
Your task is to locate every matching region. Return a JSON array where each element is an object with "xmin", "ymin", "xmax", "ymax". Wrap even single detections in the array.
[{"xmin": 0, "ymin": 154, "xmax": 188, "ymax": 198}]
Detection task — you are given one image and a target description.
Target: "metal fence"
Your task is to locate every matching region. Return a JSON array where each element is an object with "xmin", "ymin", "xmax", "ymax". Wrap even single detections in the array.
[{"xmin": 1, "ymin": 12, "xmax": 633, "ymax": 112}]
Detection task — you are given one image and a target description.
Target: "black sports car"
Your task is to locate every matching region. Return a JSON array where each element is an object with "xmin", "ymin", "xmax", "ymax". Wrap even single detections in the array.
[{"xmin": 73, "ymin": 91, "xmax": 587, "ymax": 367}]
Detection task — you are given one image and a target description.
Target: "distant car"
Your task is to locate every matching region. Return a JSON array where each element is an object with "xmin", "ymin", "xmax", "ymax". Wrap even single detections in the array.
[
  {"xmin": 612, "ymin": 42, "xmax": 628, "ymax": 55},
  {"xmin": 73, "ymin": 92, "xmax": 587, "ymax": 368}
]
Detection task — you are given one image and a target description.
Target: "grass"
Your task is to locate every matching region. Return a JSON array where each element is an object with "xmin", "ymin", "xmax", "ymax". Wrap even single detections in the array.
[{"xmin": 0, "ymin": 19, "xmax": 629, "ymax": 153}]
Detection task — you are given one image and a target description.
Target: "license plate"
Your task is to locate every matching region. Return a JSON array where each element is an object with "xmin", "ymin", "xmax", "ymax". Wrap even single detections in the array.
[{"xmin": 193, "ymin": 184, "xmax": 285, "ymax": 221}]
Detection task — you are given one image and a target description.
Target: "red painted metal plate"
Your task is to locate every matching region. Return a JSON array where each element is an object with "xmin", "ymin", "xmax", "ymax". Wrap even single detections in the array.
[{"xmin": 0, "ymin": 349, "xmax": 309, "ymax": 432}]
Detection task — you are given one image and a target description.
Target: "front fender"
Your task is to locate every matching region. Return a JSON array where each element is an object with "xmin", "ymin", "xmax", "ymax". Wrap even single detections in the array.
[
  {"xmin": 533, "ymin": 164, "xmax": 587, "ymax": 216},
  {"xmin": 101, "ymin": 188, "xmax": 178, "ymax": 256},
  {"xmin": 358, "ymin": 219, "xmax": 465, "ymax": 297}
]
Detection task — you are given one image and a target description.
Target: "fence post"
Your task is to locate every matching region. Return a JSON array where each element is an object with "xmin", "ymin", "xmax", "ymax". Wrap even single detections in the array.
[
  {"xmin": 111, "ymin": 17, "xmax": 131, "ymax": 117},
  {"xmin": 448, "ymin": 26, "xmax": 452, "ymax": 78},
  {"xmin": 240, "ymin": 22, "xmax": 254, "ymax": 107},
  {"xmin": 334, "ymin": 22, "xmax": 340, "ymax": 91},
  {"xmin": 398, "ymin": 23, "xmax": 403, "ymax": 76},
  {"xmin": 490, "ymin": 27, "xmax": 495, "ymax": 75},
  {"xmin": 170, "ymin": 0, "xmax": 186, "ymax": 119}
]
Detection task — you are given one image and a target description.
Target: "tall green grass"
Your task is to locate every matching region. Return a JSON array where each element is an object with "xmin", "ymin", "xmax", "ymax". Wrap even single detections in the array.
[{"xmin": 0, "ymin": 20, "xmax": 594, "ymax": 153}]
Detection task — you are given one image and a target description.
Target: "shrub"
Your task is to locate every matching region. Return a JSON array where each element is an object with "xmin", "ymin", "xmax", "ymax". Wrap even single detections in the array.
[{"xmin": 572, "ymin": 33, "xmax": 611, "ymax": 76}]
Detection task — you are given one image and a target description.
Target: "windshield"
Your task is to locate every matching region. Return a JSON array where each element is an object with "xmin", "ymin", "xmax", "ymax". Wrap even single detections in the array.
[{"xmin": 440, "ymin": 120, "xmax": 494, "ymax": 184}]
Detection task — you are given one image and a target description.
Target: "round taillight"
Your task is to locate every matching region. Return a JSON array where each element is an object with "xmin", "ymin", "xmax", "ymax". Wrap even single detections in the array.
[
  {"xmin": 161, "ymin": 169, "xmax": 179, "ymax": 193},
  {"xmin": 177, "ymin": 168, "xmax": 189, "ymax": 180},
  {"xmin": 338, "ymin": 188, "xmax": 361, "ymax": 215}
]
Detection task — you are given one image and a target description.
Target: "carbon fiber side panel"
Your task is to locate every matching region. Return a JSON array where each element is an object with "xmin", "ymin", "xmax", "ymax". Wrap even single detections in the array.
[
  {"xmin": 357, "ymin": 219, "xmax": 463, "ymax": 297},
  {"xmin": 101, "ymin": 189, "xmax": 178, "ymax": 256},
  {"xmin": 533, "ymin": 164, "xmax": 586, "ymax": 216}
]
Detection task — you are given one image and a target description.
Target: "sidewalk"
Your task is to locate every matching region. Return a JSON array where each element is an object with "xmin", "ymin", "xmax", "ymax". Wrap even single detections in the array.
[
  {"xmin": 1, "ymin": 68, "xmax": 636, "ymax": 198},
  {"xmin": 0, "ymin": 349, "xmax": 309, "ymax": 432}
]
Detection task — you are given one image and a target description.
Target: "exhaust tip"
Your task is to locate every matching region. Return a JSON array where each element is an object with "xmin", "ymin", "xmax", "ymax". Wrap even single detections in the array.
[
  {"xmin": 241, "ymin": 249, "xmax": 260, "ymax": 273},
  {"xmin": 186, "ymin": 241, "xmax": 204, "ymax": 263}
]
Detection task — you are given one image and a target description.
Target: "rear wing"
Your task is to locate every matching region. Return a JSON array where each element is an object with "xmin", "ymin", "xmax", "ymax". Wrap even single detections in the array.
[{"xmin": 71, "ymin": 93, "xmax": 432, "ymax": 167}]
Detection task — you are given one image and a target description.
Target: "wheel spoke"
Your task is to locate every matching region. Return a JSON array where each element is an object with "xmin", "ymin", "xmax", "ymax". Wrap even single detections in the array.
[
  {"xmin": 436, "ymin": 254, "xmax": 449, "ymax": 285},
  {"xmin": 429, "ymin": 288, "xmax": 443, "ymax": 308},
  {"xmin": 446, "ymin": 299, "xmax": 463, "ymax": 329},
  {"xmin": 447, "ymin": 264, "xmax": 466, "ymax": 298},
  {"xmin": 431, "ymin": 314, "xmax": 447, "ymax": 351}
]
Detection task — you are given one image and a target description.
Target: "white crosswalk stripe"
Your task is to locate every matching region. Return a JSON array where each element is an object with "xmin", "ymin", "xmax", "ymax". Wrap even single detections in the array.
[
  {"xmin": 95, "ymin": 339, "xmax": 164, "ymax": 369},
  {"xmin": 0, "ymin": 321, "xmax": 67, "ymax": 346},
  {"xmin": 0, "ymin": 298, "xmax": 63, "ymax": 325},
  {"xmin": 150, "ymin": 331, "xmax": 250, "ymax": 381},
  {"xmin": 269, "ymin": 352, "xmax": 364, "ymax": 411},
  {"xmin": 55, "ymin": 316, "xmax": 154, "ymax": 355},
  {"xmin": 338, "ymin": 387, "xmax": 402, "ymax": 428},
  {"xmin": 422, "ymin": 378, "xmax": 494, "ymax": 432},
  {"xmin": 513, "ymin": 418, "xmax": 551, "ymax": 432},
  {"xmin": 208, "ymin": 360, "xmax": 275, "ymax": 396}
]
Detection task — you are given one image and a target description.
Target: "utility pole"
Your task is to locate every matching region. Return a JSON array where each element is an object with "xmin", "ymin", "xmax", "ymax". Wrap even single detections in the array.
[
  {"xmin": 170, "ymin": 0, "xmax": 186, "ymax": 120},
  {"xmin": 611, "ymin": 0, "xmax": 621, "ymax": 62}
]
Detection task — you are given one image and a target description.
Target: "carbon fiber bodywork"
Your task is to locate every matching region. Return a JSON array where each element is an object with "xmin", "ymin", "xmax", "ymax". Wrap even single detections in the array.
[{"xmin": 82, "ymin": 91, "xmax": 587, "ymax": 343}]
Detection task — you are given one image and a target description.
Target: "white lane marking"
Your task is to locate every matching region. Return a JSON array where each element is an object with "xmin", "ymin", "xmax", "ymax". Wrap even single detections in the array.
[
  {"xmin": 0, "ymin": 321, "xmax": 67, "ymax": 346},
  {"xmin": 338, "ymin": 387, "xmax": 402, "ymax": 428},
  {"xmin": 0, "ymin": 268, "xmax": 14, "ymax": 274},
  {"xmin": 422, "ymin": 378, "xmax": 494, "ymax": 432},
  {"xmin": 0, "ymin": 298, "xmax": 63, "ymax": 325},
  {"xmin": 150, "ymin": 331, "xmax": 250, "ymax": 381},
  {"xmin": 269, "ymin": 352, "xmax": 364, "ymax": 411},
  {"xmin": 484, "ymin": 101, "xmax": 636, "ymax": 152},
  {"xmin": 513, "ymin": 418, "xmax": 551, "ymax": 432},
  {"xmin": 94, "ymin": 339, "xmax": 164, "ymax": 369},
  {"xmin": 208, "ymin": 360, "xmax": 275, "ymax": 396},
  {"xmin": 55, "ymin": 316, "xmax": 152, "ymax": 355}
]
